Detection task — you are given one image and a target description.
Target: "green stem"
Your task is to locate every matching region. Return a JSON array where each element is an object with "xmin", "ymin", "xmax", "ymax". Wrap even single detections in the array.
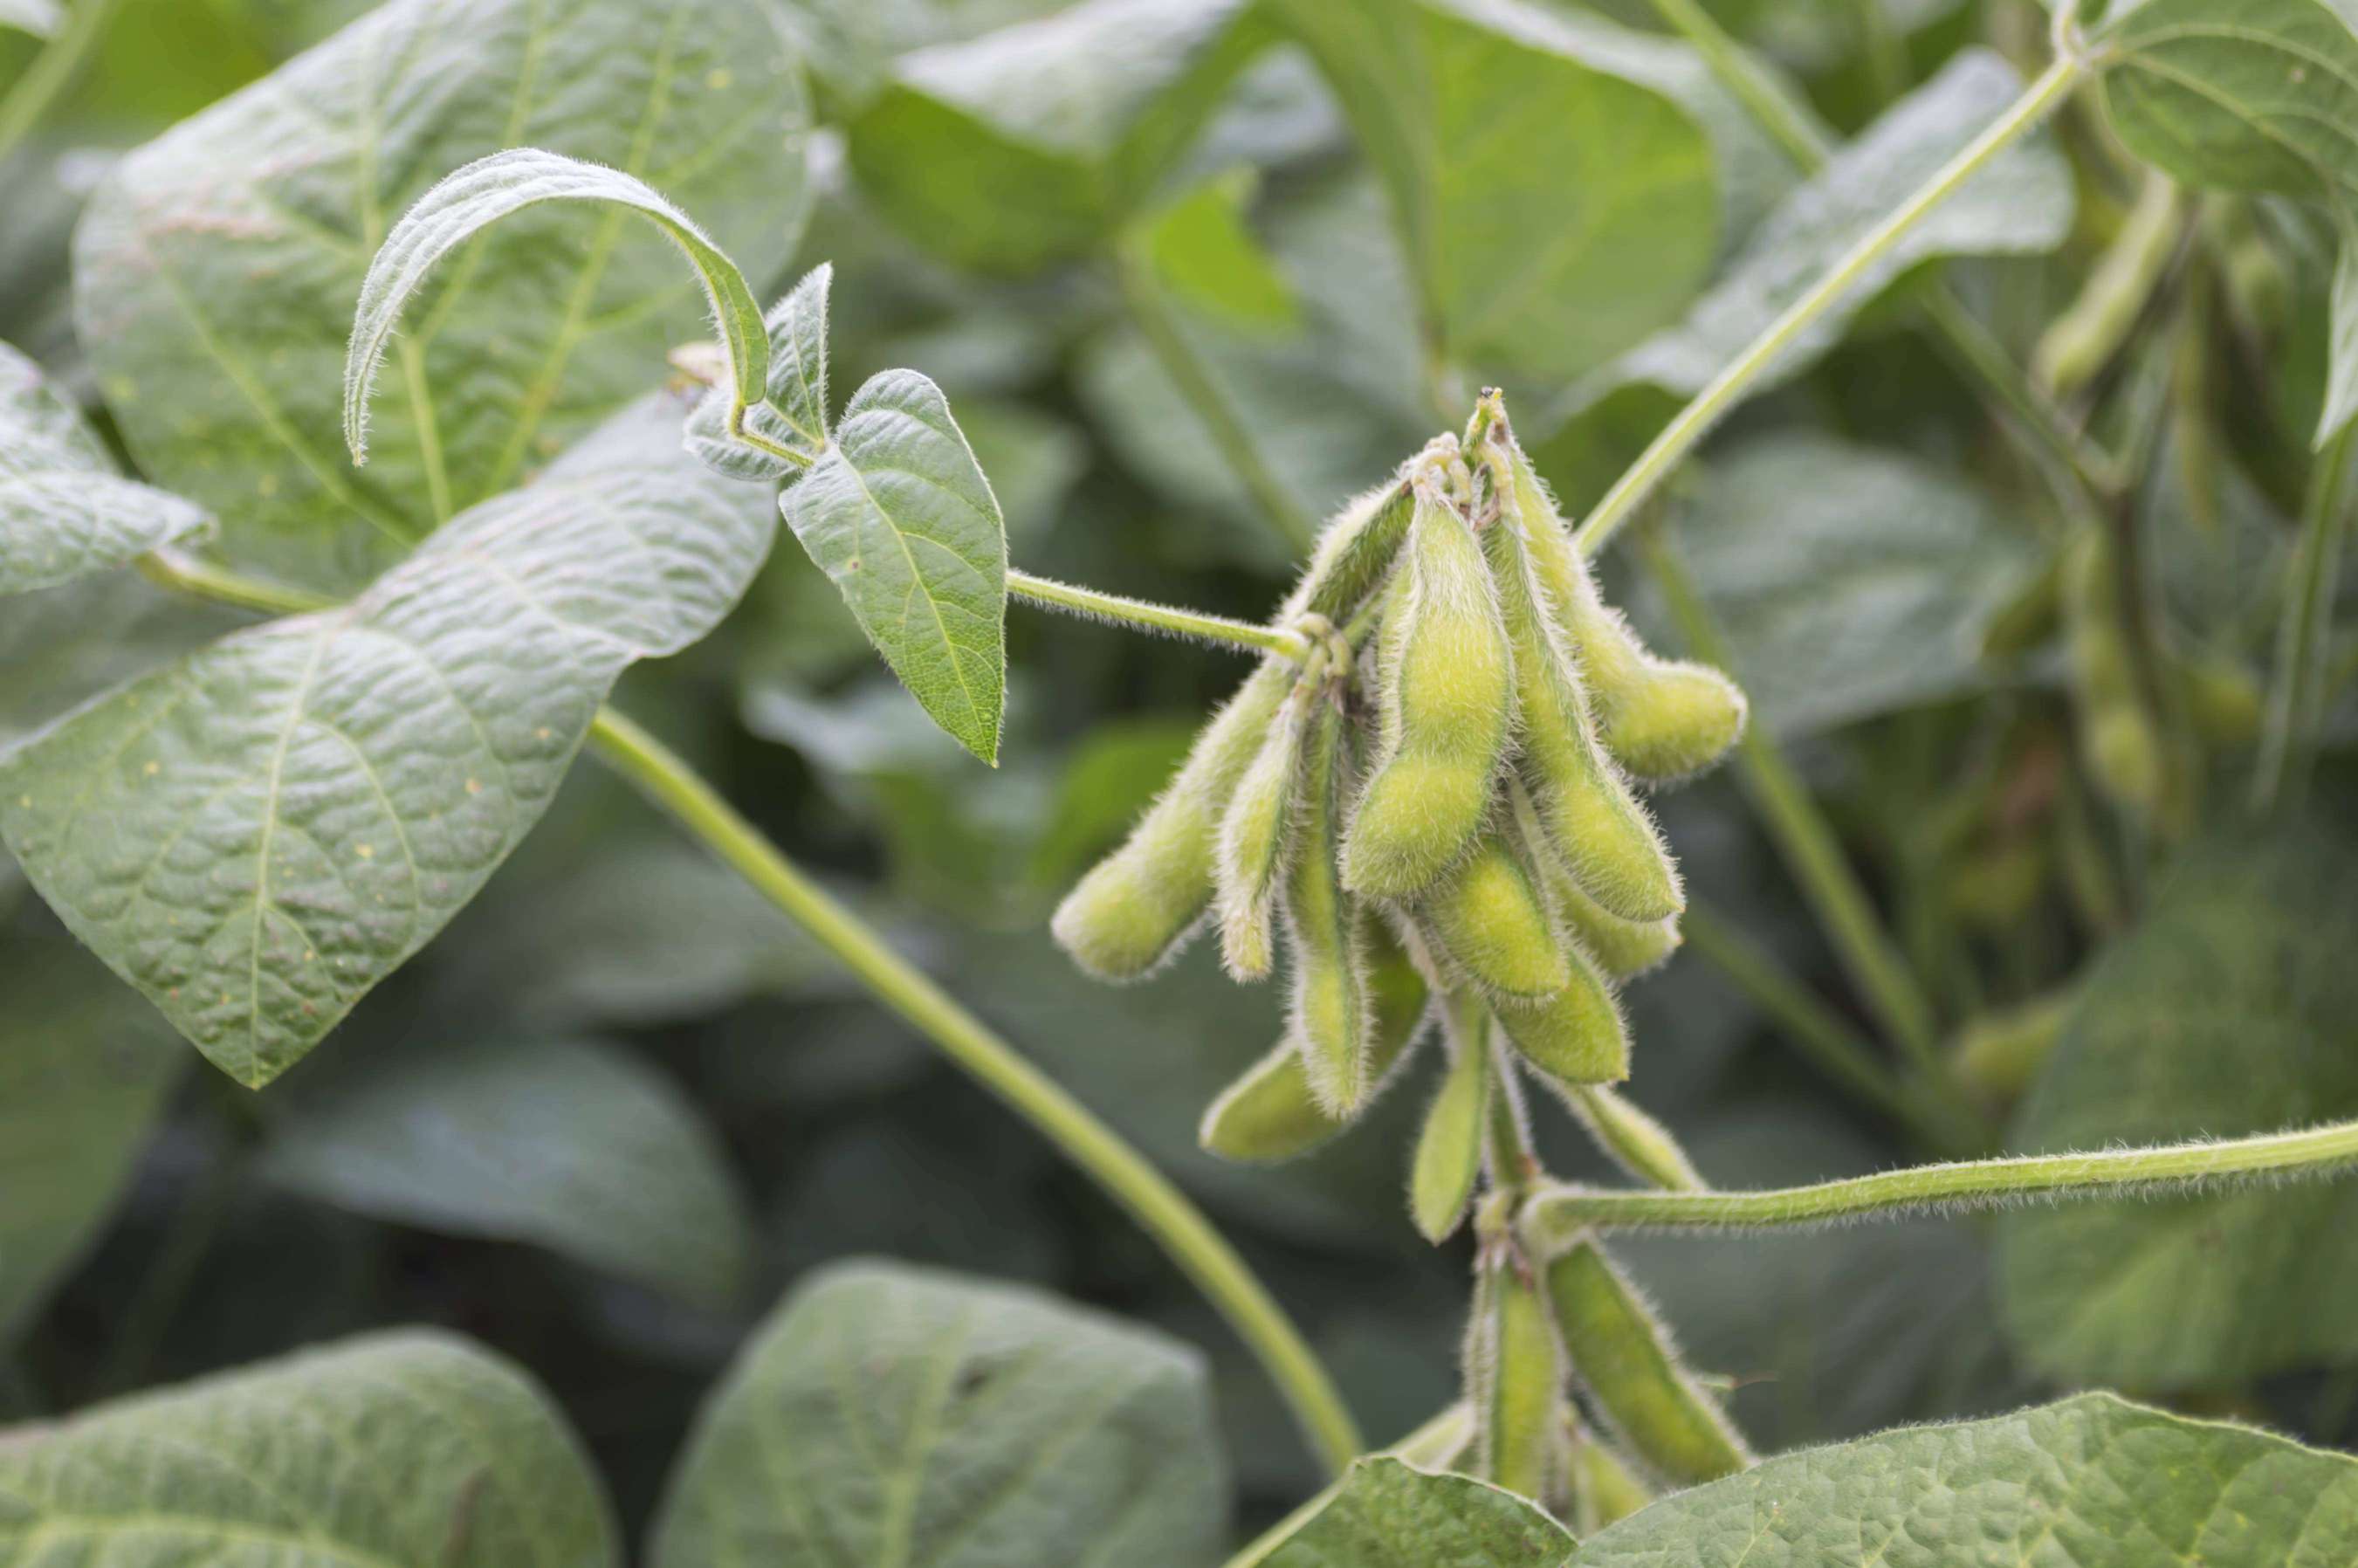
[
  {"xmin": 1116, "ymin": 238, "xmax": 1319, "ymax": 552},
  {"xmin": 2253, "ymin": 427, "xmax": 2355, "ymax": 813},
  {"xmin": 1642, "ymin": 531, "xmax": 1947, "ymax": 1079},
  {"xmin": 1006, "ymin": 567, "xmax": 1313, "ymax": 659},
  {"xmin": 138, "ymin": 548, "xmax": 333, "ymax": 616},
  {"xmin": 587, "ymin": 709, "xmax": 1363, "ymax": 1474},
  {"xmin": 1224, "ymin": 1406, "xmax": 1475, "ymax": 1568},
  {"xmin": 1645, "ymin": 0, "xmax": 1824, "ymax": 168},
  {"xmin": 1574, "ymin": 49, "xmax": 2089, "ymax": 554},
  {"xmin": 1524, "ymin": 1117, "xmax": 2358, "ymax": 1238},
  {"xmin": 0, "ymin": 0, "xmax": 122, "ymax": 168}
]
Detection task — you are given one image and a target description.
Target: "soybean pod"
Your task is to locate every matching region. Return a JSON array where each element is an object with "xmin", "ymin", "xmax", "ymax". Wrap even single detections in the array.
[
  {"xmin": 1286, "ymin": 694, "xmax": 1373, "ymax": 1112},
  {"xmin": 1215, "ymin": 653, "xmax": 1327, "ymax": 980}
]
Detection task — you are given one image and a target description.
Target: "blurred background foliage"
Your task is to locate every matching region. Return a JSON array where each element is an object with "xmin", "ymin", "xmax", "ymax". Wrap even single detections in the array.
[{"xmin": 4, "ymin": 0, "xmax": 2356, "ymax": 1541}]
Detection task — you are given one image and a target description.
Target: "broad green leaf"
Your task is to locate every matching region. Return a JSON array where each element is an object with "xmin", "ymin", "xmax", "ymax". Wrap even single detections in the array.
[
  {"xmin": 1640, "ymin": 434, "xmax": 2038, "ymax": 738},
  {"xmin": 780, "ymin": 369, "xmax": 1007, "ymax": 763},
  {"xmin": 1997, "ymin": 824, "xmax": 2358, "ymax": 1388},
  {"xmin": 0, "ymin": 0, "xmax": 59, "ymax": 38},
  {"xmin": 684, "ymin": 261, "xmax": 834, "ymax": 484},
  {"xmin": 0, "ymin": 569, "xmax": 245, "ymax": 748},
  {"xmin": 648, "ymin": 1259, "xmax": 1227, "ymax": 1568},
  {"xmin": 2097, "ymin": 0, "xmax": 2358, "ymax": 442},
  {"xmin": 0, "ymin": 340, "xmax": 209, "ymax": 596},
  {"xmin": 72, "ymin": 0, "xmax": 812, "ymax": 591},
  {"xmin": 1557, "ymin": 49, "xmax": 2073, "ymax": 425},
  {"xmin": 0, "ymin": 940, "xmax": 184, "ymax": 1342},
  {"xmin": 0, "ymin": 1331, "xmax": 619, "ymax": 1566},
  {"xmin": 263, "ymin": 1036, "xmax": 755, "ymax": 1305},
  {"xmin": 1134, "ymin": 170, "xmax": 1302, "ymax": 336},
  {"xmin": 345, "ymin": 148, "xmax": 770, "ymax": 462},
  {"xmin": 1574, "ymin": 1393, "xmax": 2358, "ymax": 1566},
  {"xmin": 1275, "ymin": 0, "xmax": 1719, "ymax": 383},
  {"xmin": 1258, "ymin": 1458, "xmax": 1574, "ymax": 1568},
  {"xmin": 843, "ymin": 0, "xmax": 1271, "ymax": 274},
  {"xmin": 0, "ymin": 395, "xmax": 776, "ymax": 1086}
]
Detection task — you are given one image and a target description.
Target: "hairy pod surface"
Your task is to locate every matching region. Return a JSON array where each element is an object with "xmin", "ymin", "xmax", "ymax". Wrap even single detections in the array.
[
  {"xmin": 1199, "ymin": 938, "xmax": 1432, "ymax": 1163},
  {"xmin": 1542, "ymin": 1235, "xmax": 1750, "ymax": 1484},
  {"xmin": 1468, "ymin": 1252, "xmax": 1563, "ymax": 1500},
  {"xmin": 1492, "ymin": 940, "xmax": 1630, "ymax": 1086},
  {"xmin": 1566, "ymin": 1421, "xmax": 1653, "ymax": 1534},
  {"xmin": 1420, "ymin": 830, "xmax": 1571, "ymax": 998},
  {"xmin": 1053, "ymin": 660, "xmax": 1290, "ymax": 980},
  {"xmin": 1341, "ymin": 479, "xmax": 1514, "ymax": 900},
  {"xmin": 1281, "ymin": 477, "xmax": 1419, "ymax": 626},
  {"xmin": 1410, "ymin": 994, "xmax": 1494, "ymax": 1242},
  {"xmin": 1562, "ymin": 1086, "xmax": 1704, "ymax": 1192},
  {"xmin": 1550, "ymin": 867, "xmax": 1681, "ymax": 981},
  {"xmin": 1286, "ymin": 698, "xmax": 1372, "ymax": 1112},
  {"xmin": 1483, "ymin": 494, "xmax": 1682, "ymax": 924},
  {"xmin": 1215, "ymin": 669, "xmax": 1322, "ymax": 980}
]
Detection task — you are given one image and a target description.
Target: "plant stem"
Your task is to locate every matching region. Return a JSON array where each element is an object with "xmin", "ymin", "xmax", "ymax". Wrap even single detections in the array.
[
  {"xmin": 587, "ymin": 708, "xmax": 1364, "ymax": 1474},
  {"xmin": 1523, "ymin": 1117, "xmax": 2358, "ymax": 1238},
  {"xmin": 137, "ymin": 548, "xmax": 333, "ymax": 616},
  {"xmin": 1224, "ymin": 1406, "xmax": 1475, "ymax": 1568},
  {"xmin": 1115, "ymin": 238, "xmax": 1319, "ymax": 552},
  {"xmin": 0, "ymin": 0, "xmax": 123, "ymax": 168},
  {"xmin": 1006, "ymin": 567, "xmax": 1313, "ymax": 659},
  {"xmin": 2253, "ymin": 427, "xmax": 2355, "ymax": 813},
  {"xmin": 1573, "ymin": 50, "xmax": 2088, "ymax": 554},
  {"xmin": 1641, "ymin": 532, "xmax": 1946, "ymax": 1079},
  {"xmin": 1645, "ymin": 0, "xmax": 1824, "ymax": 168}
]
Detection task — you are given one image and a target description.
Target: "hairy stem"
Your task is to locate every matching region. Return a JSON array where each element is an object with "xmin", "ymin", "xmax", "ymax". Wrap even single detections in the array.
[
  {"xmin": 587, "ymin": 709, "xmax": 1363, "ymax": 1473},
  {"xmin": 1116, "ymin": 238, "xmax": 1319, "ymax": 551},
  {"xmin": 1006, "ymin": 567, "xmax": 1313, "ymax": 659},
  {"xmin": 0, "ymin": 0, "xmax": 124, "ymax": 168},
  {"xmin": 1573, "ymin": 49, "xmax": 2088, "ymax": 554},
  {"xmin": 2253, "ymin": 427, "xmax": 2355, "ymax": 813},
  {"xmin": 1525, "ymin": 1118, "xmax": 2358, "ymax": 1238}
]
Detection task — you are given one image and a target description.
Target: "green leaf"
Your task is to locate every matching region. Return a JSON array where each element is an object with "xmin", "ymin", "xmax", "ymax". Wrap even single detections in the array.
[
  {"xmin": 1639, "ymin": 434, "xmax": 2038, "ymax": 739},
  {"xmin": 647, "ymin": 1259, "xmax": 1227, "ymax": 1568},
  {"xmin": 346, "ymin": 148, "xmax": 769, "ymax": 464},
  {"xmin": 1133, "ymin": 170, "xmax": 1302, "ymax": 336},
  {"xmin": 0, "ymin": 1331, "xmax": 619, "ymax": 1565},
  {"xmin": 1557, "ymin": 49, "xmax": 2073, "ymax": 425},
  {"xmin": 1257, "ymin": 1458, "xmax": 1574, "ymax": 1568},
  {"xmin": 780, "ymin": 370, "xmax": 1008, "ymax": 763},
  {"xmin": 0, "ymin": 340, "xmax": 210, "ymax": 597},
  {"xmin": 1574, "ymin": 1393, "xmax": 2358, "ymax": 1566},
  {"xmin": 262, "ymin": 1036, "xmax": 754, "ymax": 1305},
  {"xmin": 1997, "ymin": 824, "xmax": 2358, "ymax": 1388},
  {"xmin": 842, "ymin": 0, "xmax": 1271, "ymax": 274},
  {"xmin": 0, "ymin": 0, "xmax": 60, "ymax": 38},
  {"xmin": 72, "ymin": 0, "xmax": 812, "ymax": 591},
  {"xmin": 0, "ymin": 395, "xmax": 776, "ymax": 1086},
  {"xmin": 1275, "ymin": 0, "xmax": 1720, "ymax": 383},
  {"xmin": 0, "ymin": 940, "xmax": 184, "ymax": 1342},
  {"xmin": 2097, "ymin": 0, "xmax": 2358, "ymax": 441},
  {"xmin": 684, "ymin": 261, "xmax": 833, "ymax": 484}
]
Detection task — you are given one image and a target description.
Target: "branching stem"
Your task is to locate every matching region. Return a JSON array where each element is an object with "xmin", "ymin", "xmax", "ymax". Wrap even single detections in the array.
[{"xmin": 1006, "ymin": 567, "xmax": 1313, "ymax": 659}]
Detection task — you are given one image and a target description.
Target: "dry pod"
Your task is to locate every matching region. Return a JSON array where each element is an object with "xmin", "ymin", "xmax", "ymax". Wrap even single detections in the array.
[
  {"xmin": 1410, "ymin": 993, "xmax": 1495, "ymax": 1242},
  {"xmin": 1286, "ymin": 698, "xmax": 1372, "ymax": 1111},
  {"xmin": 1342, "ymin": 475, "xmax": 1515, "ymax": 900}
]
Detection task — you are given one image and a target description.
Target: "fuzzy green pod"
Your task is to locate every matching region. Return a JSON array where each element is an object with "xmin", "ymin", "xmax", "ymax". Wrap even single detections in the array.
[
  {"xmin": 1541, "ymin": 1235, "xmax": 1750, "ymax": 1484},
  {"xmin": 1494, "ymin": 436, "xmax": 1743, "ymax": 783},
  {"xmin": 1281, "ymin": 476, "xmax": 1419, "ymax": 625},
  {"xmin": 1566, "ymin": 1421, "xmax": 1653, "ymax": 1534},
  {"xmin": 1053, "ymin": 660, "xmax": 1289, "ymax": 980},
  {"xmin": 1491, "ymin": 939, "xmax": 1629, "ymax": 1086},
  {"xmin": 2033, "ymin": 173, "xmax": 2183, "ymax": 399},
  {"xmin": 1500, "ymin": 777, "xmax": 1680, "ymax": 980},
  {"xmin": 1562, "ymin": 1086, "xmax": 1703, "ymax": 1192},
  {"xmin": 1215, "ymin": 669, "xmax": 1322, "ymax": 980},
  {"xmin": 2062, "ymin": 524, "xmax": 2165, "ymax": 815},
  {"xmin": 1341, "ymin": 478, "xmax": 1514, "ymax": 900},
  {"xmin": 1420, "ymin": 830, "xmax": 1572, "ymax": 999},
  {"xmin": 1199, "ymin": 934, "xmax": 1432, "ymax": 1163},
  {"xmin": 1953, "ymin": 989, "xmax": 2073, "ymax": 1104},
  {"xmin": 1467, "ymin": 1254, "xmax": 1563, "ymax": 1500},
  {"xmin": 1410, "ymin": 994, "xmax": 1493, "ymax": 1242},
  {"xmin": 1286, "ymin": 698, "xmax": 1373, "ymax": 1111},
  {"xmin": 1484, "ymin": 506, "xmax": 1683, "ymax": 924}
]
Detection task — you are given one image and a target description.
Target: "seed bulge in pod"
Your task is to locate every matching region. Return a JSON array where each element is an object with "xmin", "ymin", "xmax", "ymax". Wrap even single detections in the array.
[
  {"xmin": 1409, "ymin": 993, "xmax": 1493, "ymax": 1242},
  {"xmin": 1215, "ymin": 665, "xmax": 1323, "ymax": 980},
  {"xmin": 1492, "ymin": 943, "xmax": 1629, "ymax": 1087},
  {"xmin": 1340, "ymin": 476, "xmax": 1514, "ymax": 900},
  {"xmin": 1467, "ymin": 1251, "xmax": 1563, "ymax": 1500},
  {"xmin": 1420, "ymin": 830, "xmax": 1571, "ymax": 999},
  {"xmin": 1285, "ymin": 698, "xmax": 1372, "ymax": 1112}
]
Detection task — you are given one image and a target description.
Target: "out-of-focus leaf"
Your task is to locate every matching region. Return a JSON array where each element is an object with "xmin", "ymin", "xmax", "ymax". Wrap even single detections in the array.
[
  {"xmin": 0, "ymin": 940, "xmax": 184, "ymax": 1341},
  {"xmin": 1556, "ymin": 49, "xmax": 2073, "ymax": 426},
  {"xmin": 1276, "ymin": 0, "xmax": 1718, "ymax": 384},
  {"xmin": 1135, "ymin": 169, "xmax": 1301, "ymax": 336},
  {"xmin": 0, "ymin": 397, "xmax": 776, "ymax": 1087},
  {"xmin": 0, "ymin": 567, "xmax": 245, "ymax": 746},
  {"xmin": 1576, "ymin": 1393, "xmax": 2358, "ymax": 1565},
  {"xmin": 72, "ymin": 0, "xmax": 811, "ymax": 590},
  {"xmin": 264, "ymin": 1036, "xmax": 755, "ymax": 1306},
  {"xmin": 0, "ymin": 339, "xmax": 209, "ymax": 596},
  {"xmin": 648, "ymin": 1259, "xmax": 1227, "ymax": 1568},
  {"xmin": 0, "ymin": 1331, "xmax": 619, "ymax": 1566},
  {"xmin": 0, "ymin": 0, "xmax": 59, "ymax": 38},
  {"xmin": 843, "ymin": 0, "xmax": 1270, "ymax": 274},
  {"xmin": 1997, "ymin": 824, "xmax": 2358, "ymax": 1388},
  {"xmin": 2095, "ymin": 0, "xmax": 2358, "ymax": 441},
  {"xmin": 957, "ymin": 399, "xmax": 1085, "ymax": 547},
  {"xmin": 1261, "ymin": 1458, "xmax": 1573, "ymax": 1567},
  {"xmin": 779, "ymin": 369, "xmax": 1008, "ymax": 762},
  {"xmin": 1640, "ymin": 434, "xmax": 2038, "ymax": 738},
  {"xmin": 1029, "ymin": 716, "xmax": 1200, "ymax": 887}
]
